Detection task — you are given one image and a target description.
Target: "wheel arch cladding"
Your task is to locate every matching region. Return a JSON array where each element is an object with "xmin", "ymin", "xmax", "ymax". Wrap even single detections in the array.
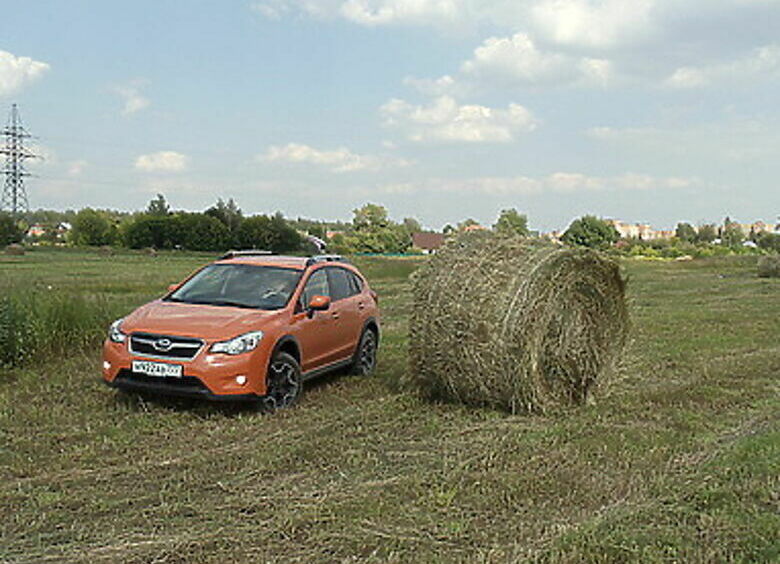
[{"xmin": 273, "ymin": 335, "xmax": 301, "ymax": 365}]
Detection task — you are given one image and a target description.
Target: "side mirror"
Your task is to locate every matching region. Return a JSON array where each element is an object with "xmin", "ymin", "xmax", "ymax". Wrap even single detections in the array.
[
  {"xmin": 307, "ymin": 295, "xmax": 330, "ymax": 318},
  {"xmin": 167, "ymin": 283, "xmax": 179, "ymax": 292}
]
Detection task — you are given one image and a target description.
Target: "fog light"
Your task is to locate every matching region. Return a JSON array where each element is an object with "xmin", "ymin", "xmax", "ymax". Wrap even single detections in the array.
[
  {"xmin": 103, "ymin": 361, "xmax": 111, "ymax": 371},
  {"xmin": 235, "ymin": 375, "xmax": 247, "ymax": 386}
]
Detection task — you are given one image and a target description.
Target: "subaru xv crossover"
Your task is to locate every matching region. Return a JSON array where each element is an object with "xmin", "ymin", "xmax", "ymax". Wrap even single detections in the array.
[{"xmin": 102, "ymin": 252, "xmax": 380, "ymax": 409}]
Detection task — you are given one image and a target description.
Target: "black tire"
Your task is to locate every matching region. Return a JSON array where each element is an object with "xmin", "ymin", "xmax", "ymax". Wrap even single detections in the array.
[
  {"xmin": 261, "ymin": 352, "xmax": 302, "ymax": 411},
  {"xmin": 350, "ymin": 329, "xmax": 378, "ymax": 376}
]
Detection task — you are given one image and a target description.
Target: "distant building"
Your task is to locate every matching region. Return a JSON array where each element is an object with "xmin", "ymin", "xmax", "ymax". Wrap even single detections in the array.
[
  {"xmin": 27, "ymin": 224, "xmax": 46, "ymax": 238},
  {"xmin": 325, "ymin": 230, "xmax": 344, "ymax": 240},
  {"xmin": 463, "ymin": 224, "xmax": 488, "ymax": 232},
  {"xmin": 607, "ymin": 219, "xmax": 673, "ymax": 241},
  {"xmin": 412, "ymin": 232, "xmax": 445, "ymax": 254}
]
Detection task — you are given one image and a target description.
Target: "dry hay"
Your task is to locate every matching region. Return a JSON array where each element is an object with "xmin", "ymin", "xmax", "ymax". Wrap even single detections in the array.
[
  {"xmin": 407, "ymin": 231, "xmax": 629, "ymax": 414},
  {"xmin": 757, "ymin": 255, "xmax": 780, "ymax": 278},
  {"xmin": 5, "ymin": 243, "xmax": 25, "ymax": 256}
]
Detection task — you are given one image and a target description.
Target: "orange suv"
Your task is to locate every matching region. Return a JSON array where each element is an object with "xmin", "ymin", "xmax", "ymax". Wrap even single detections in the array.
[{"xmin": 102, "ymin": 252, "xmax": 379, "ymax": 409}]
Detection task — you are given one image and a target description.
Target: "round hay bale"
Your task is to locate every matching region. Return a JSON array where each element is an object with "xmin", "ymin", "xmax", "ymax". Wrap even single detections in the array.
[
  {"xmin": 98, "ymin": 245, "xmax": 113, "ymax": 256},
  {"xmin": 5, "ymin": 243, "xmax": 25, "ymax": 256},
  {"xmin": 757, "ymin": 255, "xmax": 780, "ymax": 278},
  {"xmin": 407, "ymin": 231, "xmax": 629, "ymax": 414}
]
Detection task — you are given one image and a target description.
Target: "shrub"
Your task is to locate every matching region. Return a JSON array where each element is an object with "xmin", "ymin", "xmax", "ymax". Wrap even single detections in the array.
[
  {"xmin": 0, "ymin": 212, "xmax": 23, "ymax": 245},
  {"xmin": 757, "ymin": 255, "xmax": 780, "ymax": 278},
  {"xmin": 0, "ymin": 289, "xmax": 112, "ymax": 367}
]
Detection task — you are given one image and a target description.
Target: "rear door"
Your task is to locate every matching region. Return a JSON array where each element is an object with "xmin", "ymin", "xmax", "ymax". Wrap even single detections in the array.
[{"xmin": 326, "ymin": 267, "xmax": 364, "ymax": 361}]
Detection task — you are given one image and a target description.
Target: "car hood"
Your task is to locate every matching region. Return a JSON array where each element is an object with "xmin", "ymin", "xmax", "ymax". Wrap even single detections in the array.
[{"xmin": 121, "ymin": 300, "xmax": 280, "ymax": 340}]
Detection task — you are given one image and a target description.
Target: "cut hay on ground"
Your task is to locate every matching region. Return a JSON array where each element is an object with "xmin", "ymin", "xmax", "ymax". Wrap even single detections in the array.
[
  {"xmin": 5, "ymin": 243, "xmax": 24, "ymax": 255},
  {"xmin": 757, "ymin": 255, "xmax": 780, "ymax": 278},
  {"xmin": 407, "ymin": 232, "xmax": 629, "ymax": 414}
]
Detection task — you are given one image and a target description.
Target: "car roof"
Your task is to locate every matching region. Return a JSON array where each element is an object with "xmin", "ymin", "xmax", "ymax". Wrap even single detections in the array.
[
  {"xmin": 214, "ymin": 255, "xmax": 310, "ymax": 269},
  {"xmin": 213, "ymin": 254, "xmax": 354, "ymax": 271}
]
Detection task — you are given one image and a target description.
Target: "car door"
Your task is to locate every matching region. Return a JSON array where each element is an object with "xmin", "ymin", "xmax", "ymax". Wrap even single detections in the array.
[
  {"xmin": 291, "ymin": 268, "xmax": 339, "ymax": 372},
  {"xmin": 325, "ymin": 267, "xmax": 364, "ymax": 361}
]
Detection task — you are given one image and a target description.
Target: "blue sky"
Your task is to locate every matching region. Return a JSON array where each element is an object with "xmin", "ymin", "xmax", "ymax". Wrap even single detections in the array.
[{"xmin": 1, "ymin": 0, "xmax": 779, "ymax": 230}]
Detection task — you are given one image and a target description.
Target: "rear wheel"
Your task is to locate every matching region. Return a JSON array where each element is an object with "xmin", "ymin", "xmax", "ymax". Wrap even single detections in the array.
[
  {"xmin": 351, "ymin": 329, "xmax": 378, "ymax": 376},
  {"xmin": 262, "ymin": 352, "xmax": 302, "ymax": 411}
]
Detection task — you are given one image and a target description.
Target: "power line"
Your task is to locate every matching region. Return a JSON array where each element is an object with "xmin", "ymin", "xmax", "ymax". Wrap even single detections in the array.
[{"xmin": 1, "ymin": 104, "xmax": 39, "ymax": 216}]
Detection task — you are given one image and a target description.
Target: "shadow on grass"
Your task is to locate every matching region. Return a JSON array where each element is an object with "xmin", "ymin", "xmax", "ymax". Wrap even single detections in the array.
[{"xmin": 105, "ymin": 366, "xmax": 359, "ymax": 418}]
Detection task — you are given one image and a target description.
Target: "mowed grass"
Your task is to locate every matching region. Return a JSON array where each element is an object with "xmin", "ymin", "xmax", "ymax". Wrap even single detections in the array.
[{"xmin": 0, "ymin": 249, "xmax": 778, "ymax": 563}]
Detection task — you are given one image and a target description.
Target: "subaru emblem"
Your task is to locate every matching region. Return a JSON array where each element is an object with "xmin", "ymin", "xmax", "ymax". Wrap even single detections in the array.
[{"xmin": 154, "ymin": 338, "xmax": 173, "ymax": 352}]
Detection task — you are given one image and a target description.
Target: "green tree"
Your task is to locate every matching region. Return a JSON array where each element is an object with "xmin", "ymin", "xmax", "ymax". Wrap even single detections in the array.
[
  {"xmin": 442, "ymin": 224, "xmax": 456, "ymax": 235},
  {"xmin": 402, "ymin": 217, "xmax": 422, "ymax": 234},
  {"xmin": 0, "ymin": 213, "xmax": 23, "ymax": 245},
  {"xmin": 353, "ymin": 203, "xmax": 390, "ymax": 232},
  {"xmin": 696, "ymin": 224, "xmax": 717, "ymax": 243},
  {"xmin": 205, "ymin": 198, "xmax": 242, "ymax": 231},
  {"xmin": 675, "ymin": 222, "xmax": 697, "ymax": 243},
  {"xmin": 238, "ymin": 213, "xmax": 302, "ymax": 253},
  {"xmin": 721, "ymin": 221, "xmax": 745, "ymax": 248},
  {"xmin": 494, "ymin": 208, "xmax": 530, "ymax": 237},
  {"xmin": 205, "ymin": 198, "xmax": 243, "ymax": 247},
  {"xmin": 755, "ymin": 232, "xmax": 780, "ymax": 253},
  {"xmin": 124, "ymin": 216, "xmax": 177, "ymax": 249},
  {"xmin": 561, "ymin": 215, "xmax": 619, "ymax": 249},
  {"xmin": 171, "ymin": 213, "xmax": 229, "ymax": 251},
  {"xmin": 71, "ymin": 208, "xmax": 114, "ymax": 246},
  {"xmin": 146, "ymin": 194, "xmax": 170, "ymax": 217},
  {"xmin": 351, "ymin": 204, "xmax": 410, "ymax": 254}
]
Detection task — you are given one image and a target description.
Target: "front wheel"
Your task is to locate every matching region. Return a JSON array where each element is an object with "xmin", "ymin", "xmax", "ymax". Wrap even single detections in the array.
[
  {"xmin": 351, "ymin": 329, "xmax": 378, "ymax": 376},
  {"xmin": 262, "ymin": 352, "xmax": 302, "ymax": 411}
]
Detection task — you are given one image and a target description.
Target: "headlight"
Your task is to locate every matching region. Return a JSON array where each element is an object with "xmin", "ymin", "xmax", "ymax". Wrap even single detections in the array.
[
  {"xmin": 109, "ymin": 318, "xmax": 126, "ymax": 343},
  {"xmin": 210, "ymin": 331, "xmax": 264, "ymax": 355}
]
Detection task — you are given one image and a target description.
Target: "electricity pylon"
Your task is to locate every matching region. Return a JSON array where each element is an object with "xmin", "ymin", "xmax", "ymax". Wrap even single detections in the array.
[{"xmin": 1, "ymin": 104, "xmax": 38, "ymax": 216}]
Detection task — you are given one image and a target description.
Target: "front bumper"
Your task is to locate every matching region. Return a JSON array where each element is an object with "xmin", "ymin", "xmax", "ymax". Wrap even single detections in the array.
[
  {"xmin": 102, "ymin": 336, "xmax": 273, "ymax": 400},
  {"xmin": 105, "ymin": 370, "xmax": 258, "ymax": 401}
]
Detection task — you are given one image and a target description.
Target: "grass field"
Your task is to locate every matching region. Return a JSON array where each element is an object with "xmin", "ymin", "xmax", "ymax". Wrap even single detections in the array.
[{"xmin": 1, "ymin": 249, "xmax": 778, "ymax": 563}]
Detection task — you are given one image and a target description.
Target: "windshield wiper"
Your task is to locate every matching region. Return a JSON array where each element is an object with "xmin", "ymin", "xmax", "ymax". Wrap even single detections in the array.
[{"xmin": 208, "ymin": 300, "xmax": 257, "ymax": 309}]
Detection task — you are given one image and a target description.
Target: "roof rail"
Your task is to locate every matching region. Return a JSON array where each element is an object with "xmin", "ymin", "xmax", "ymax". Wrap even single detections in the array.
[
  {"xmin": 219, "ymin": 250, "xmax": 275, "ymax": 260},
  {"xmin": 305, "ymin": 254, "xmax": 349, "ymax": 267}
]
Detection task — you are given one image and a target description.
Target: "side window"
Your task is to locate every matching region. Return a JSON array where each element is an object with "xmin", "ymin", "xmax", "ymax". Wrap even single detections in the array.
[
  {"xmin": 300, "ymin": 269, "xmax": 329, "ymax": 309},
  {"xmin": 327, "ymin": 267, "xmax": 352, "ymax": 302},
  {"xmin": 348, "ymin": 272, "xmax": 364, "ymax": 295}
]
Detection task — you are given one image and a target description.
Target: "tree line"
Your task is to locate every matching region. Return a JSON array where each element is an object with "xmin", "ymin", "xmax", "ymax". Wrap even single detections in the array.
[{"xmin": 2, "ymin": 198, "xmax": 778, "ymax": 256}]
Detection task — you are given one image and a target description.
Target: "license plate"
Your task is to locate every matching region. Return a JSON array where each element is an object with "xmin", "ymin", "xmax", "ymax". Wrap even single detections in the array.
[{"xmin": 131, "ymin": 360, "xmax": 183, "ymax": 378}]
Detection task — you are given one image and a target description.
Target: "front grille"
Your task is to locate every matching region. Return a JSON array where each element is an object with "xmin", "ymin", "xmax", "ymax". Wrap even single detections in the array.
[
  {"xmin": 129, "ymin": 332, "xmax": 204, "ymax": 360},
  {"xmin": 118, "ymin": 369, "xmax": 206, "ymax": 389}
]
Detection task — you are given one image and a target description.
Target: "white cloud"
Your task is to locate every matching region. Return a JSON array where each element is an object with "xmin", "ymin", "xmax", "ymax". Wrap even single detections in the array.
[
  {"xmin": 588, "ymin": 118, "xmax": 780, "ymax": 162},
  {"xmin": 460, "ymin": 32, "xmax": 613, "ymax": 87},
  {"xmin": 67, "ymin": 160, "xmax": 88, "ymax": 177},
  {"xmin": 402, "ymin": 74, "xmax": 458, "ymax": 97},
  {"xmin": 380, "ymin": 95, "xmax": 537, "ymax": 143},
  {"xmin": 339, "ymin": 0, "xmax": 461, "ymax": 26},
  {"xmin": 261, "ymin": 142, "xmax": 410, "ymax": 172},
  {"xmin": 135, "ymin": 151, "xmax": 190, "ymax": 172},
  {"xmin": 665, "ymin": 44, "xmax": 780, "ymax": 88},
  {"xmin": 530, "ymin": 0, "xmax": 656, "ymax": 48},
  {"xmin": 377, "ymin": 172, "xmax": 696, "ymax": 195},
  {"xmin": 113, "ymin": 80, "xmax": 150, "ymax": 116},
  {"xmin": 0, "ymin": 50, "xmax": 49, "ymax": 96}
]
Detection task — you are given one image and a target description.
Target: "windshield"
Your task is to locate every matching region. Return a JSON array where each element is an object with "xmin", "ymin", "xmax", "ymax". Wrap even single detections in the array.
[{"xmin": 166, "ymin": 264, "xmax": 302, "ymax": 310}]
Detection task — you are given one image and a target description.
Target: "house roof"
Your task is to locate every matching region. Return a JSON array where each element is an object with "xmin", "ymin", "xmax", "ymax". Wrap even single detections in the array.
[{"xmin": 412, "ymin": 232, "xmax": 445, "ymax": 250}]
